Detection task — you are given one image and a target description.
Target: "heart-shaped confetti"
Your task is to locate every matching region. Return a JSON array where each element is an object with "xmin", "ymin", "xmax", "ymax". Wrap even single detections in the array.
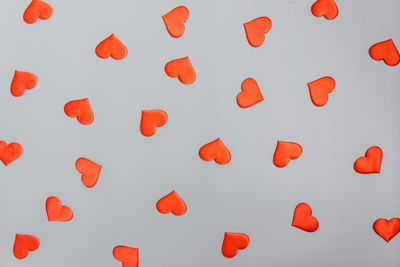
[
  {"xmin": 221, "ymin": 232, "xmax": 250, "ymax": 258},
  {"xmin": 292, "ymin": 203, "xmax": 319, "ymax": 232},
  {"xmin": 307, "ymin": 76, "xmax": 335, "ymax": 107},
  {"xmin": 273, "ymin": 141, "xmax": 302, "ymax": 168},
  {"xmin": 23, "ymin": 0, "xmax": 53, "ymax": 24},
  {"xmin": 75, "ymin": 158, "xmax": 102, "ymax": 188},
  {"xmin": 162, "ymin": 6, "xmax": 190, "ymax": 38},
  {"xmin": 64, "ymin": 98, "xmax": 94, "ymax": 125},
  {"xmin": 373, "ymin": 218, "xmax": 400, "ymax": 242},
  {"xmin": 0, "ymin": 141, "xmax": 23, "ymax": 166},
  {"xmin": 13, "ymin": 234, "xmax": 40, "ymax": 259},
  {"xmin": 46, "ymin": 196, "xmax": 73, "ymax": 222},
  {"xmin": 199, "ymin": 138, "xmax": 231, "ymax": 165},
  {"xmin": 311, "ymin": 0, "xmax": 338, "ymax": 20},
  {"xmin": 354, "ymin": 146, "xmax": 382, "ymax": 174},
  {"xmin": 244, "ymin": 17, "xmax": 272, "ymax": 47},
  {"xmin": 96, "ymin": 34, "xmax": 128, "ymax": 60},
  {"xmin": 156, "ymin": 191, "xmax": 187, "ymax": 216},
  {"xmin": 10, "ymin": 70, "xmax": 38, "ymax": 97},
  {"xmin": 165, "ymin": 57, "xmax": 196, "ymax": 84},
  {"xmin": 236, "ymin": 78, "xmax": 264, "ymax": 108},
  {"xmin": 113, "ymin": 246, "xmax": 139, "ymax": 267},
  {"xmin": 369, "ymin": 39, "xmax": 400, "ymax": 66},
  {"xmin": 140, "ymin": 110, "xmax": 168, "ymax": 137}
]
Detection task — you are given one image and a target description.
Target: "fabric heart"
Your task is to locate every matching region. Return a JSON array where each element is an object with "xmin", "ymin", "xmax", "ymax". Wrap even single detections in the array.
[
  {"xmin": 165, "ymin": 57, "xmax": 196, "ymax": 84},
  {"xmin": 46, "ymin": 196, "xmax": 73, "ymax": 222},
  {"xmin": 244, "ymin": 17, "xmax": 272, "ymax": 47},
  {"xmin": 373, "ymin": 218, "xmax": 400, "ymax": 242},
  {"xmin": 236, "ymin": 78, "xmax": 264, "ymax": 108},
  {"xmin": 162, "ymin": 6, "xmax": 190, "ymax": 38},
  {"xmin": 10, "ymin": 70, "xmax": 38, "ymax": 97},
  {"xmin": 140, "ymin": 110, "xmax": 168, "ymax": 137},
  {"xmin": 64, "ymin": 98, "xmax": 94, "ymax": 125},
  {"xmin": 75, "ymin": 158, "xmax": 102, "ymax": 188},
  {"xmin": 273, "ymin": 141, "xmax": 302, "ymax": 168},
  {"xmin": 307, "ymin": 76, "xmax": 335, "ymax": 107},
  {"xmin": 292, "ymin": 203, "xmax": 319, "ymax": 232},
  {"xmin": 0, "ymin": 141, "xmax": 23, "ymax": 166},
  {"xmin": 221, "ymin": 232, "xmax": 250, "ymax": 258},
  {"xmin": 13, "ymin": 234, "xmax": 40, "ymax": 259},
  {"xmin": 156, "ymin": 191, "xmax": 187, "ymax": 216},
  {"xmin": 369, "ymin": 39, "xmax": 400, "ymax": 66},
  {"xmin": 113, "ymin": 246, "xmax": 139, "ymax": 267},
  {"xmin": 23, "ymin": 0, "xmax": 53, "ymax": 24},
  {"xmin": 354, "ymin": 146, "xmax": 382, "ymax": 174},
  {"xmin": 311, "ymin": 0, "xmax": 338, "ymax": 20},
  {"xmin": 95, "ymin": 34, "xmax": 128, "ymax": 60},
  {"xmin": 199, "ymin": 138, "xmax": 231, "ymax": 165}
]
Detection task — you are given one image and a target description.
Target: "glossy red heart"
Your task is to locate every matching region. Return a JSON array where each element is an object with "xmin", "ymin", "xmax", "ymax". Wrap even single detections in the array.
[
  {"xmin": 13, "ymin": 234, "xmax": 40, "ymax": 259},
  {"xmin": 10, "ymin": 70, "xmax": 38, "ymax": 97},
  {"xmin": 273, "ymin": 141, "xmax": 302, "ymax": 168},
  {"xmin": 156, "ymin": 191, "xmax": 187, "ymax": 216},
  {"xmin": 373, "ymin": 218, "xmax": 400, "ymax": 242},
  {"xmin": 95, "ymin": 34, "xmax": 128, "ymax": 60},
  {"xmin": 236, "ymin": 78, "xmax": 264, "ymax": 108},
  {"xmin": 162, "ymin": 6, "xmax": 190, "ymax": 38},
  {"xmin": 0, "ymin": 141, "xmax": 23, "ymax": 166},
  {"xmin": 221, "ymin": 232, "xmax": 250, "ymax": 258},
  {"xmin": 199, "ymin": 138, "xmax": 231, "ymax": 165},
  {"xmin": 46, "ymin": 196, "xmax": 73, "ymax": 222},
  {"xmin": 165, "ymin": 57, "xmax": 196, "ymax": 84},
  {"xmin": 244, "ymin": 17, "xmax": 272, "ymax": 47},
  {"xmin": 23, "ymin": 0, "xmax": 53, "ymax": 24},
  {"xmin": 64, "ymin": 98, "xmax": 94, "ymax": 125},
  {"xmin": 354, "ymin": 146, "xmax": 382, "ymax": 174},
  {"xmin": 140, "ymin": 110, "xmax": 168, "ymax": 137},
  {"xmin": 311, "ymin": 0, "xmax": 338, "ymax": 20},
  {"xmin": 75, "ymin": 157, "xmax": 102, "ymax": 188},
  {"xmin": 308, "ymin": 76, "xmax": 335, "ymax": 107},
  {"xmin": 369, "ymin": 39, "xmax": 400, "ymax": 66},
  {"xmin": 113, "ymin": 246, "xmax": 139, "ymax": 267},
  {"xmin": 292, "ymin": 203, "xmax": 319, "ymax": 232}
]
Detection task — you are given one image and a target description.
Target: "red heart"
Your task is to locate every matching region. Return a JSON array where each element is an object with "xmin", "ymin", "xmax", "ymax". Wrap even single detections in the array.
[
  {"xmin": 23, "ymin": 0, "xmax": 53, "ymax": 24},
  {"xmin": 273, "ymin": 141, "xmax": 302, "ymax": 168},
  {"xmin": 369, "ymin": 39, "xmax": 400, "ymax": 66},
  {"xmin": 46, "ymin": 196, "xmax": 73, "ymax": 222},
  {"xmin": 354, "ymin": 146, "xmax": 382, "ymax": 174},
  {"xmin": 162, "ymin": 6, "xmax": 190, "ymax": 38},
  {"xmin": 156, "ymin": 191, "xmax": 187, "ymax": 216},
  {"xmin": 292, "ymin": 203, "xmax": 319, "ymax": 232},
  {"xmin": 0, "ymin": 141, "xmax": 23, "ymax": 166},
  {"xmin": 373, "ymin": 218, "xmax": 400, "ymax": 242},
  {"xmin": 311, "ymin": 0, "xmax": 338, "ymax": 20},
  {"xmin": 221, "ymin": 232, "xmax": 250, "ymax": 258},
  {"xmin": 13, "ymin": 234, "xmax": 40, "ymax": 259},
  {"xmin": 95, "ymin": 34, "xmax": 128, "ymax": 60},
  {"xmin": 75, "ymin": 158, "xmax": 102, "ymax": 188},
  {"xmin": 140, "ymin": 110, "xmax": 168, "ymax": 137},
  {"xmin": 244, "ymin": 17, "xmax": 272, "ymax": 47},
  {"xmin": 165, "ymin": 57, "xmax": 196, "ymax": 84},
  {"xmin": 307, "ymin": 76, "xmax": 335, "ymax": 107},
  {"xmin": 113, "ymin": 246, "xmax": 139, "ymax": 267},
  {"xmin": 64, "ymin": 98, "xmax": 94, "ymax": 125},
  {"xmin": 236, "ymin": 78, "xmax": 264, "ymax": 108},
  {"xmin": 10, "ymin": 70, "xmax": 38, "ymax": 97},
  {"xmin": 199, "ymin": 138, "xmax": 231, "ymax": 165}
]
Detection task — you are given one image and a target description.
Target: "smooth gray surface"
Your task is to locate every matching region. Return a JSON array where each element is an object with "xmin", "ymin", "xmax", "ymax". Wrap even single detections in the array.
[{"xmin": 0, "ymin": 0, "xmax": 399, "ymax": 266}]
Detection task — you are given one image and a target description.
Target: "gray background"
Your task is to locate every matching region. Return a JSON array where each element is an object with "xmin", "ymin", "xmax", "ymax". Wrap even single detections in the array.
[{"xmin": 0, "ymin": 0, "xmax": 399, "ymax": 266}]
